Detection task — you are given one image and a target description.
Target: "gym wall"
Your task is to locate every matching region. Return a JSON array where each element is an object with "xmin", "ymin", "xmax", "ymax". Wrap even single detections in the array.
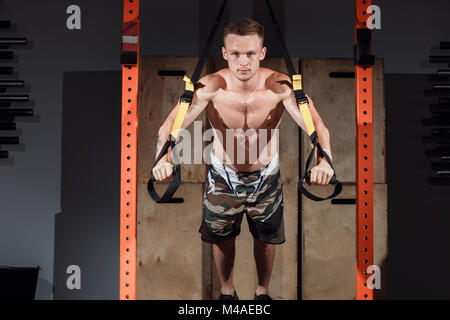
[{"xmin": 0, "ymin": 0, "xmax": 450, "ymax": 300}]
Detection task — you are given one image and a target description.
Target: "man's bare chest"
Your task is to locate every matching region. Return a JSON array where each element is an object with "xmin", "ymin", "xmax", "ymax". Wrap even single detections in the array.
[{"xmin": 206, "ymin": 89, "xmax": 283, "ymax": 129}]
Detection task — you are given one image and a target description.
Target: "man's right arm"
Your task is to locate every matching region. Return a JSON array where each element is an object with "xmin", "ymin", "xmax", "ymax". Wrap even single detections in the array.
[{"xmin": 152, "ymin": 73, "xmax": 223, "ymax": 181}]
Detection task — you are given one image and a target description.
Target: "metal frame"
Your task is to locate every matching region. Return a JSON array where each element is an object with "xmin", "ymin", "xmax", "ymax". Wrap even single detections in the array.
[
  {"xmin": 355, "ymin": 0, "xmax": 374, "ymax": 300},
  {"xmin": 119, "ymin": 0, "xmax": 375, "ymax": 300},
  {"xmin": 120, "ymin": 0, "xmax": 139, "ymax": 300}
]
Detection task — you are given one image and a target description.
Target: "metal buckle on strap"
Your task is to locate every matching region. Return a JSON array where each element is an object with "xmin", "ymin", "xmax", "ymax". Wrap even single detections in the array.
[{"xmin": 180, "ymin": 76, "xmax": 195, "ymax": 103}]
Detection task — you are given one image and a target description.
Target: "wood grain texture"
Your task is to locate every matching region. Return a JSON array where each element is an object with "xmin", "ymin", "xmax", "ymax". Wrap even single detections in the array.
[
  {"xmin": 301, "ymin": 58, "xmax": 386, "ymax": 183},
  {"xmin": 137, "ymin": 182, "xmax": 211, "ymax": 299},
  {"xmin": 138, "ymin": 56, "xmax": 214, "ymax": 184},
  {"xmin": 137, "ymin": 57, "xmax": 213, "ymax": 300},
  {"xmin": 301, "ymin": 184, "xmax": 388, "ymax": 300}
]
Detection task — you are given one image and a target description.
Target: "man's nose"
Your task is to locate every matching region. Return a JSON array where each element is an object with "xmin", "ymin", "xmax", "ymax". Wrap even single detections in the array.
[{"xmin": 238, "ymin": 55, "xmax": 249, "ymax": 65}]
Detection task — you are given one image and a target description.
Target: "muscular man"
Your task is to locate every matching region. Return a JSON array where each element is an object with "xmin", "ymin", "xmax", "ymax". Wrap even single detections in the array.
[{"xmin": 152, "ymin": 18, "xmax": 334, "ymax": 300}]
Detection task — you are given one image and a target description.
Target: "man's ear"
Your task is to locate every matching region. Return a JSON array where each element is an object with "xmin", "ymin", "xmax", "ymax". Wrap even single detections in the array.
[
  {"xmin": 222, "ymin": 46, "xmax": 228, "ymax": 61},
  {"xmin": 260, "ymin": 46, "xmax": 267, "ymax": 61}
]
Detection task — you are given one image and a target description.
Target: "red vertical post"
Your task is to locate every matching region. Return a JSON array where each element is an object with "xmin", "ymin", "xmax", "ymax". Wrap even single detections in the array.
[
  {"xmin": 120, "ymin": 0, "xmax": 139, "ymax": 300},
  {"xmin": 355, "ymin": 0, "xmax": 374, "ymax": 300}
]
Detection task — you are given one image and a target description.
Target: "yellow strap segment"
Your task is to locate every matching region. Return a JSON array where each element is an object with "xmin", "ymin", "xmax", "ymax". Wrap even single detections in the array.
[
  {"xmin": 183, "ymin": 76, "xmax": 194, "ymax": 92},
  {"xmin": 170, "ymin": 100, "xmax": 189, "ymax": 140},
  {"xmin": 292, "ymin": 74, "xmax": 316, "ymax": 136},
  {"xmin": 292, "ymin": 74, "xmax": 303, "ymax": 91},
  {"xmin": 169, "ymin": 76, "xmax": 195, "ymax": 140},
  {"xmin": 298, "ymin": 101, "xmax": 316, "ymax": 136}
]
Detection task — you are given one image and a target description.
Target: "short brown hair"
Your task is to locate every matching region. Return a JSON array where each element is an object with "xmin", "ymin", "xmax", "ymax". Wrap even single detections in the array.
[{"xmin": 223, "ymin": 18, "xmax": 264, "ymax": 44}]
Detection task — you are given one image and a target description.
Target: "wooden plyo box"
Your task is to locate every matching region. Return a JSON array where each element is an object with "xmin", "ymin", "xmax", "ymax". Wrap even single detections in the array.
[
  {"xmin": 136, "ymin": 57, "xmax": 387, "ymax": 300},
  {"xmin": 301, "ymin": 184, "xmax": 388, "ymax": 300}
]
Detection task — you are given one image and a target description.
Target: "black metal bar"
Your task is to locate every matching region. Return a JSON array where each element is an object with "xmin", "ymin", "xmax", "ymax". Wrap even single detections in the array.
[
  {"xmin": 329, "ymin": 72, "xmax": 355, "ymax": 78},
  {"xmin": 433, "ymin": 84, "xmax": 450, "ymax": 89},
  {"xmin": 437, "ymin": 69, "xmax": 450, "ymax": 75},
  {"xmin": 432, "ymin": 128, "xmax": 450, "ymax": 136},
  {"xmin": 0, "ymin": 95, "xmax": 28, "ymax": 102},
  {"xmin": 0, "ymin": 109, "xmax": 33, "ymax": 117},
  {"xmin": 422, "ymin": 117, "xmax": 450, "ymax": 126},
  {"xmin": 426, "ymin": 147, "xmax": 450, "ymax": 158},
  {"xmin": 0, "ymin": 123, "xmax": 15, "ymax": 130},
  {"xmin": 331, "ymin": 199, "xmax": 356, "ymax": 205},
  {"xmin": 0, "ymin": 38, "xmax": 27, "ymax": 45},
  {"xmin": 424, "ymin": 88, "xmax": 450, "ymax": 96},
  {"xmin": 0, "ymin": 136, "xmax": 19, "ymax": 144},
  {"xmin": 355, "ymin": 28, "xmax": 375, "ymax": 66},
  {"xmin": 422, "ymin": 135, "xmax": 450, "ymax": 144},
  {"xmin": 0, "ymin": 102, "xmax": 11, "ymax": 108},
  {"xmin": 0, "ymin": 116, "xmax": 14, "ymax": 123},
  {"xmin": 0, "ymin": 21, "xmax": 11, "ymax": 29},
  {"xmin": 428, "ymin": 177, "xmax": 450, "ymax": 185},
  {"xmin": 428, "ymin": 74, "xmax": 450, "ymax": 82},
  {"xmin": 0, "ymin": 67, "xmax": 13, "ymax": 75},
  {"xmin": 0, "ymin": 150, "xmax": 8, "ymax": 159},
  {"xmin": 431, "ymin": 162, "xmax": 450, "ymax": 171},
  {"xmin": 0, "ymin": 51, "xmax": 13, "ymax": 60},
  {"xmin": 157, "ymin": 70, "xmax": 186, "ymax": 77},
  {"xmin": 430, "ymin": 56, "xmax": 450, "ymax": 63},
  {"xmin": 430, "ymin": 103, "xmax": 450, "ymax": 113},
  {"xmin": 436, "ymin": 143, "xmax": 450, "ymax": 148},
  {"xmin": 441, "ymin": 42, "xmax": 450, "ymax": 50},
  {"xmin": 0, "ymin": 80, "xmax": 24, "ymax": 88}
]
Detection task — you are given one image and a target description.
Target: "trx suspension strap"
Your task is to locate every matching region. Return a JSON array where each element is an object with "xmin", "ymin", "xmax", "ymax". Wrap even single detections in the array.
[
  {"xmin": 265, "ymin": 0, "xmax": 343, "ymax": 201},
  {"xmin": 147, "ymin": 0, "xmax": 228, "ymax": 203}
]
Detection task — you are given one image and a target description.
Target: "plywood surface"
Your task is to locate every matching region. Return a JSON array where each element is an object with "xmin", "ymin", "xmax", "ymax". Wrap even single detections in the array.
[
  {"xmin": 138, "ymin": 56, "xmax": 214, "ymax": 184},
  {"xmin": 137, "ymin": 57, "xmax": 213, "ymax": 300},
  {"xmin": 301, "ymin": 184, "xmax": 388, "ymax": 300},
  {"xmin": 301, "ymin": 58, "xmax": 386, "ymax": 183}
]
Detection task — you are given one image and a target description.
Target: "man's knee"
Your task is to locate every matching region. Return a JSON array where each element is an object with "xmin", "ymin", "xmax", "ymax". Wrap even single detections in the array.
[
  {"xmin": 214, "ymin": 236, "xmax": 237, "ymax": 249},
  {"xmin": 253, "ymin": 237, "xmax": 275, "ymax": 248}
]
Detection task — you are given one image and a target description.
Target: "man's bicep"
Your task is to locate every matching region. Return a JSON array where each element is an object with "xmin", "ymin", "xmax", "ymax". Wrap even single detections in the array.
[
  {"xmin": 282, "ymin": 90, "xmax": 308, "ymax": 133},
  {"xmin": 305, "ymin": 94, "xmax": 326, "ymax": 131},
  {"xmin": 180, "ymin": 89, "xmax": 211, "ymax": 128}
]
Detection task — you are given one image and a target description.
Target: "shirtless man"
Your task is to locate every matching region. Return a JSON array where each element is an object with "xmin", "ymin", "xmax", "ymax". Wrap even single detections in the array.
[{"xmin": 152, "ymin": 18, "xmax": 335, "ymax": 300}]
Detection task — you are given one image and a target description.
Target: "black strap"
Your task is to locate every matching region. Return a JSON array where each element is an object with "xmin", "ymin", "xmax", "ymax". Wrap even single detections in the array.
[
  {"xmin": 147, "ymin": 137, "xmax": 184, "ymax": 203},
  {"xmin": 265, "ymin": 0, "xmax": 343, "ymax": 201},
  {"xmin": 298, "ymin": 133, "xmax": 343, "ymax": 201},
  {"xmin": 147, "ymin": 0, "xmax": 228, "ymax": 203}
]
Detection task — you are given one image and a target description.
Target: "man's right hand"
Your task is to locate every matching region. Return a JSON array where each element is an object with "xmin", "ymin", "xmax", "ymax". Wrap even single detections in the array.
[{"xmin": 152, "ymin": 160, "xmax": 174, "ymax": 182}]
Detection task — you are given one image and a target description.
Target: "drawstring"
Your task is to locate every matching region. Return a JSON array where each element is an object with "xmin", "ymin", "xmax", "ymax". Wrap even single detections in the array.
[{"xmin": 223, "ymin": 164, "xmax": 238, "ymax": 196}]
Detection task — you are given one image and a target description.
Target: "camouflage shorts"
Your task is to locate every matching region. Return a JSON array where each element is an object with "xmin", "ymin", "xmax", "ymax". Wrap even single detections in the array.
[{"xmin": 199, "ymin": 157, "xmax": 285, "ymax": 245}]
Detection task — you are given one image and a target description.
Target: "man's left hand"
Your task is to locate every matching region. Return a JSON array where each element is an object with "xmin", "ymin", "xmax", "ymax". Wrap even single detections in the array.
[{"xmin": 308, "ymin": 159, "xmax": 335, "ymax": 185}]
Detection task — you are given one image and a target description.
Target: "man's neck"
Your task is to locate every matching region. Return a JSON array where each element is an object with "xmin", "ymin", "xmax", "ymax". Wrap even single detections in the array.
[{"xmin": 229, "ymin": 69, "xmax": 261, "ymax": 94}]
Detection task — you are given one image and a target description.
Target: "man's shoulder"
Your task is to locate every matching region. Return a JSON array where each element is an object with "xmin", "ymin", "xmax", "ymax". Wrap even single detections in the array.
[
  {"xmin": 264, "ymin": 69, "xmax": 291, "ymax": 94},
  {"xmin": 197, "ymin": 71, "xmax": 227, "ymax": 94}
]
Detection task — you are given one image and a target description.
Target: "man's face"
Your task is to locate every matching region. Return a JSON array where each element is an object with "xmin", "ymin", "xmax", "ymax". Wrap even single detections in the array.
[{"xmin": 222, "ymin": 33, "xmax": 267, "ymax": 82}]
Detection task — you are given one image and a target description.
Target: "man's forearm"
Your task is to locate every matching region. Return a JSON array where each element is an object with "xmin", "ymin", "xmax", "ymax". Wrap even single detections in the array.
[
  {"xmin": 155, "ymin": 116, "xmax": 174, "ymax": 163},
  {"xmin": 310, "ymin": 126, "xmax": 332, "ymax": 164}
]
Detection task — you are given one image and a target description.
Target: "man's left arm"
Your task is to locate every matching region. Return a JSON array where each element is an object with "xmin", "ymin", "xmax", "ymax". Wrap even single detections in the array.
[{"xmin": 280, "ymin": 77, "xmax": 335, "ymax": 185}]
